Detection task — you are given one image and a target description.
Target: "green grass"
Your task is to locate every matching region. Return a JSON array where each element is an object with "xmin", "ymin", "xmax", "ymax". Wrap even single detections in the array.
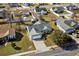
[
  {"xmin": 42, "ymin": 13, "xmax": 59, "ymax": 47},
  {"xmin": 44, "ymin": 34, "xmax": 56, "ymax": 47},
  {"xmin": 42, "ymin": 13, "xmax": 59, "ymax": 30},
  {"xmin": 72, "ymin": 10, "xmax": 79, "ymax": 14},
  {"xmin": 23, "ymin": 15, "xmax": 32, "ymax": 25},
  {"xmin": 0, "ymin": 30, "xmax": 36, "ymax": 56}
]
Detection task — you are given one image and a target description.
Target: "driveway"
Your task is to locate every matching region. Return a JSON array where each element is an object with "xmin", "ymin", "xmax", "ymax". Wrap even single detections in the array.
[{"xmin": 33, "ymin": 40, "xmax": 49, "ymax": 53}]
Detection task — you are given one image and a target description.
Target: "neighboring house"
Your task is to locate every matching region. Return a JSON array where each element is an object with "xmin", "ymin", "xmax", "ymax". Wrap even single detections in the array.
[
  {"xmin": 22, "ymin": 10, "xmax": 31, "ymax": 17},
  {"xmin": 14, "ymin": 11, "xmax": 30, "ymax": 17},
  {"xmin": 50, "ymin": 3, "xmax": 61, "ymax": 7},
  {"xmin": 34, "ymin": 7, "xmax": 48, "ymax": 16},
  {"xmin": 8, "ymin": 3, "xmax": 21, "ymax": 7},
  {"xmin": 0, "ymin": 9, "xmax": 8, "ymax": 22},
  {"xmin": 22, "ymin": 3, "xmax": 34, "ymax": 8},
  {"xmin": 14, "ymin": 13, "xmax": 22, "ymax": 17},
  {"xmin": 0, "ymin": 24, "xmax": 16, "ymax": 46},
  {"xmin": 14, "ymin": 8, "xmax": 31, "ymax": 17},
  {"xmin": 27, "ymin": 20, "xmax": 52, "ymax": 40},
  {"xmin": 22, "ymin": 10, "xmax": 31, "ymax": 21},
  {"xmin": 14, "ymin": 12, "xmax": 22, "ymax": 19},
  {"xmin": 66, "ymin": 4, "xmax": 79, "ymax": 11},
  {"xmin": 23, "ymin": 12, "xmax": 30, "ymax": 17},
  {"xmin": 38, "ymin": 3, "xmax": 48, "ymax": 5},
  {"xmin": 7, "ymin": 28, "xmax": 16, "ymax": 40},
  {"xmin": 50, "ymin": 7, "xmax": 72, "ymax": 19},
  {"xmin": 56, "ymin": 19, "xmax": 75, "ymax": 34},
  {"xmin": 23, "ymin": 3, "xmax": 34, "ymax": 6},
  {"xmin": 52, "ymin": 7, "xmax": 65, "ymax": 14},
  {"xmin": 64, "ymin": 20, "xmax": 79, "ymax": 29},
  {"xmin": 0, "ymin": 9, "xmax": 6, "ymax": 19},
  {"xmin": 0, "ymin": 28, "xmax": 16, "ymax": 46},
  {"xmin": 53, "ymin": 3, "xmax": 60, "ymax": 5},
  {"xmin": 0, "ymin": 4, "xmax": 7, "ymax": 8}
]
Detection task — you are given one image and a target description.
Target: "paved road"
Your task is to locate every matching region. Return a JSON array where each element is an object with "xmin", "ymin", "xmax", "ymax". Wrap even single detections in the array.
[{"xmin": 23, "ymin": 44, "xmax": 79, "ymax": 56}]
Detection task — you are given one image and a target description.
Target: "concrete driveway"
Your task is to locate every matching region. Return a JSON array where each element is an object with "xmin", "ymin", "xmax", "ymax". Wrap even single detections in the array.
[{"xmin": 33, "ymin": 40, "xmax": 49, "ymax": 53}]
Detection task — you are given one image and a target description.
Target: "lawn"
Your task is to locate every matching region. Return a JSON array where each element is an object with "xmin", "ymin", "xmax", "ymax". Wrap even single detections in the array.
[
  {"xmin": 23, "ymin": 15, "xmax": 33, "ymax": 25},
  {"xmin": 42, "ymin": 13, "xmax": 59, "ymax": 30},
  {"xmin": 42, "ymin": 13, "xmax": 59, "ymax": 47},
  {"xmin": 0, "ymin": 30, "xmax": 36, "ymax": 56},
  {"xmin": 44, "ymin": 33, "xmax": 56, "ymax": 47},
  {"xmin": 72, "ymin": 10, "xmax": 79, "ymax": 14},
  {"xmin": 14, "ymin": 15, "xmax": 33, "ymax": 25}
]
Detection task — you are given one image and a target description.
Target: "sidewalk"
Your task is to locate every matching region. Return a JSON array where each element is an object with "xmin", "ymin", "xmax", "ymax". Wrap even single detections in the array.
[
  {"xmin": 10, "ymin": 50, "xmax": 36, "ymax": 56},
  {"xmin": 10, "ymin": 44, "xmax": 58, "ymax": 56}
]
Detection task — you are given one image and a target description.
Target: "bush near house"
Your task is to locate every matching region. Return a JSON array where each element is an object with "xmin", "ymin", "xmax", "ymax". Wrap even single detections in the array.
[{"xmin": 51, "ymin": 30, "xmax": 73, "ymax": 46}]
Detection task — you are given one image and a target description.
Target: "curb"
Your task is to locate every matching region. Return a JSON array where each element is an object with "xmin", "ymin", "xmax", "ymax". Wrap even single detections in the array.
[
  {"xmin": 10, "ymin": 50, "xmax": 37, "ymax": 56},
  {"xmin": 48, "ymin": 45, "xmax": 58, "ymax": 49}
]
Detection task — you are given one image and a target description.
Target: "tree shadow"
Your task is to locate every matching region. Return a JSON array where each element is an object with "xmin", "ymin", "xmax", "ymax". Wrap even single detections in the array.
[
  {"xmin": 8, "ymin": 32, "xmax": 23, "ymax": 42},
  {"xmin": 14, "ymin": 46, "xmax": 21, "ymax": 50},
  {"xmin": 11, "ymin": 42, "xmax": 21, "ymax": 50},
  {"xmin": 41, "ymin": 19, "xmax": 50, "ymax": 23},
  {"xmin": 59, "ymin": 40, "xmax": 78, "ymax": 51},
  {"xmin": 20, "ymin": 22, "xmax": 32, "ymax": 26}
]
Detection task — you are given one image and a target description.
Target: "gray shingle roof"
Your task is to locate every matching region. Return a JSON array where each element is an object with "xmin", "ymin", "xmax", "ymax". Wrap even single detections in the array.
[
  {"xmin": 64, "ymin": 20, "xmax": 78, "ymax": 27},
  {"xmin": 36, "ymin": 7, "xmax": 47, "ymax": 12},
  {"xmin": 0, "ymin": 9, "xmax": 7, "ymax": 19},
  {"xmin": 56, "ymin": 19, "xmax": 74, "ymax": 31},
  {"xmin": 28, "ymin": 20, "xmax": 52, "ymax": 35}
]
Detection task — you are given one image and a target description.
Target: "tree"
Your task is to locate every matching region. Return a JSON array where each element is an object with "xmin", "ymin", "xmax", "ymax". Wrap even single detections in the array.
[{"xmin": 51, "ymin": 30, "xmax": 72, "ymax": 46}]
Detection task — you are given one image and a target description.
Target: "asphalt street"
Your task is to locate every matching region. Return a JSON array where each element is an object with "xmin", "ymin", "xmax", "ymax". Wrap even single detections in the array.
[{"xmin": 24, "ymin": 45, "xmax": 79, "ymax": 56}]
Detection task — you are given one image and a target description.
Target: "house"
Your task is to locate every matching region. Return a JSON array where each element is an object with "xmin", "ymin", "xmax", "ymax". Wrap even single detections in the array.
[
  {"xmin": 0, "ymin": 4, "xmax": 6, "ymax": 8},
  {"xmin": 50, "ymin": 3, "xmax": 61, "ymax": 7},
  {"xmin": 8, "ymin": 3, "xmax": 21, "ymax": 7},
  {"xmin": 0, "ymin": 29, "xmax": 16, "ymax": 47},
  {"xmin": 22, "ymin": 3, "xmax": 34, "ymax": 8},
  {"xmin": 13, "ymin": 12, "xmax": 22, "ymax": 19},
  {"xmin": 56, "ymin": 19, "xmax": 75, "ymax": 34},
  {"xmin": 23, "ymin": 3, "xmax": 34, "ymax": 6},
  {"xmin": 0, "ymin": 9, "xmax": 6, "ymax": 19},
  {"xmin": 23, "ymin": 12, "xmax": 30, "ymax": 17},
  {"xmin": 66, "ymin": 4, "xmax": 79, "ymax": 11},
  {"xmin": 38, "ymin": 3, "xmax": 48, "ymax": 6},
  {"xmin": 0, "ymin": 9, "xmax": 8, "ymax": 22},
  {"xmin": 50, "ymin": 7, "xmax": 72, "ymax": 19},
  {"xmin": 34, "ymin": 7, "xmax": 48, "ymax": 16},
  {"xmin": 64, "ymin": 20, "xmax": 79, "ymax": 29},
  {"xmin": 22, "ymin": 9, "xmax": 31, "ymax": 17},
  {"xmin": 0, "ymin": 24, "xmax": 16, "ymax": 46},
  {"xmin": 53, "ymin": 7, "xmax": 65, "ymax": 14},
  {"xmin": 52, "ymin": 3, "xmax": 61, "ymax": 6},
  {"xmin": 53, "ymin": 3, "xmax": 60, "ymax": 5},
  {"xmin": 7, "ymin": 28, "xmax": 16, "ymax": 40},
  {"xmin": 27, "ymin": 20, "xmax": 52, "ymax": 40}
]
